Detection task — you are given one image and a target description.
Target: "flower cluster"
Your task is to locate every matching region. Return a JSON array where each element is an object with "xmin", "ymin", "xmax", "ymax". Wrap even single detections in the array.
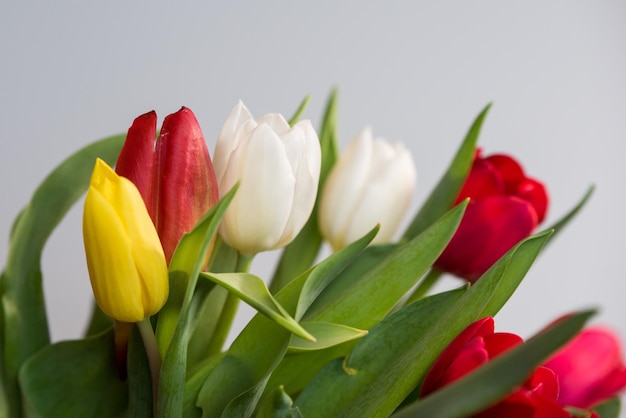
[{"xmin": 4, "ymin": 95, "xmax": 623, "ymax": 418}]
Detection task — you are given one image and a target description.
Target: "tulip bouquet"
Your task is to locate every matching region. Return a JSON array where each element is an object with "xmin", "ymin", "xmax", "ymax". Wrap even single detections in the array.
[{"xmin": 1, "ymin": 90, "xmax": 625, "ymax": 418}]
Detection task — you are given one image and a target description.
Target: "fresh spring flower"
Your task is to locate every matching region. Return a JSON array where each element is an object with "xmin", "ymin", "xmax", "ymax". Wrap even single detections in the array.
[
  {"xmin": 435, "ymin": 150, "xmax": 549, "ymax": 282},
  {"xmin": 213, "ymin": 101, "xmax": 321, "ymax": 254},
  {"xmin": 318, "ymin": 128, "xmax": 416, "ymax": 250},
  {"xmin": 544, "ymin": 327, "xmax": 626, "ymax": 409},
  {"xmin": 115, "ymin": 107, "xmax": 219, "ymax": 263},
  {"xmin": 83, "ymin": 159, "xmax": 168, "ymax": 323},
  {"xmin": 420, "ymin": 317, "xmax": 571, "ymax": 418}
]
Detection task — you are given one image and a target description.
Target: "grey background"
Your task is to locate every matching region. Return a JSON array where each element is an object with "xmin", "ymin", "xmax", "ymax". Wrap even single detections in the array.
[{"xmin": 1, "ymin": 0, "xmax": 625, "ymax": 404}]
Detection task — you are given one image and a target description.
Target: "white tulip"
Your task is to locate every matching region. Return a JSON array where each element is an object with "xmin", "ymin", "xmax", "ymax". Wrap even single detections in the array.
[
  {"xmin": 319, "ymin": 128, "xmax": 417, "ymax": 250},
  {"xmin": 213, "ymin": 101, "xmax": 321, "ymax": 254}
]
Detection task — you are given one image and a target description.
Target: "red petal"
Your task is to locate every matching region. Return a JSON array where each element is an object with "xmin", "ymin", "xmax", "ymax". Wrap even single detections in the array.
[
  {"xmin": 421, "ymin": 318, "xmax": 494, "ymax": 396},
  {"xmin": 485, "ymin": 154, "xmax": 526, "ymax": 187},
  {"xmin": 153, "ymin": 107, "xmax": 219, "ymax": 262},
  {"xmin": 483, "ymin": 332, "xmax": 523, "ymax": 358},
  {"xmin": 435, "ymin": 196, "xmax": 538, "ymax": 282},
  {"xmin": 115, "ymin": 111, "xmax": 158, "ymax": 215},
  {"xmin": 456, "ymin": 158, "xmax": 504, "ymax": 204},
  {"xmin": 513, "ymin": 178, "xmax": 548, "ymax": 223}
]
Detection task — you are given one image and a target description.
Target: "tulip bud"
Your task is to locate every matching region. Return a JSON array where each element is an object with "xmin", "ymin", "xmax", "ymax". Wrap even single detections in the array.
[
  {"xmin": 544, "ymin": 327, "xmax": 626, "ymax": 409},
  {"xmin": 318, "ymin": 128, "xmax": 416, "ymax": 251},
  {"xmin": 83, "ymin": 159, "xmax": 169, "ymax": 323},
  {"xmin": 213, "ymin": 101, "xmax": 321, "ymax": 254},
  {"xmin": 435, "ymin": 150, "xmax": 549, "ymax": 282},
  {"xmin": 115, "ymin": 107, "xmax": 219, "ymax": 263},
  {"xmin": 421, "ymin": 317, "xmax": 570, "ymax": 418}
]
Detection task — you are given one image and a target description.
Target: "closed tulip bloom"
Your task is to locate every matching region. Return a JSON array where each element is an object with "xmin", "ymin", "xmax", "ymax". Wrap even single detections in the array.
[
  {"xmin": 544, "ymin": 327, "xmax": 626, "ymax": 409},
  {"xmin": 115, "ymin": 107, "xmax": 219, "ymax": 263},
  {"xmin": 318, "ymin": 128, "xmax": 416, "ymax": 250},
  {"xmin": 213, "ymin": 101, "xmax": 321, "ymax": 254},
  {"xmin": 421, "ymin": 317, "xmax": 570, "ymax": 418},
  {"xmin": 435, "ymin": 150, "xmax": 549, "ymax": 282},
  {"xmin": 83, "ymin": 159, "xmax": 169, "ymax": 323}
]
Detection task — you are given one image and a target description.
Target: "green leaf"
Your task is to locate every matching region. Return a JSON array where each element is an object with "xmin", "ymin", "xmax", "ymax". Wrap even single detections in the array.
[
  {"xmin": 127, "ymin": 326, "xmax": 153, "ymax": 418},
  {"xmin": 1, "ymin": 133, "xmax": 125, "ymax": 416},
  {"xmin": 395, "ymin": 310, "xmax": 595, "ymax": 418},
  {"xmin": 592, "ymin": 397, "xmax": 621, "ymax": 418},
  {"xmin": 403, "ymin": 104, "xmax": 491, "ymax": 240},
  {"xmin": 293, "ymin": 231, "xmax": 552, "ymax": 417},
  {"xmin": 294, "ymin": 288, "xmax": 467, "ymax": 417},
  {"xmin": 199, "ymin": 272, "xmax": 314, "ymax": 342},
  {"xmin": 19, "ymin": 329, "xmax": 128, "ymax": 418},
  {"xmin": 255, "ymin": 386, "xmax": 303, "ymax": 418},
  {"xmin": 287, "ymin": 95, "xmax": 311, "ymax": 126},
  {"xmin": 270, "ymin": 88, "xmax": 340, "ymax": 293},
  {"xmin": 306, "ymin": 201, "xmax": 467, "ymax": 328},
  {"xmin": 196, "ymin": 223, "xmax": 373, "ymax": 417},
  {"xmin": 289, "ymin": 322, "xmax": 367, "ymax": 352},
  {"xmin": 478, "ymin": 229, "xmax": 554, "ymax": 317},
  {"xmin": 156, "ymin": 187, "xmax": 235, "ymax": 418}
]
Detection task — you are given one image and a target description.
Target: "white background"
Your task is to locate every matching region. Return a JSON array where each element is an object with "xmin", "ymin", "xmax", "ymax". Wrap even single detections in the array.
[{"xmin": 1, "ymin": 0, "xmax": 625, "ymax": 409}]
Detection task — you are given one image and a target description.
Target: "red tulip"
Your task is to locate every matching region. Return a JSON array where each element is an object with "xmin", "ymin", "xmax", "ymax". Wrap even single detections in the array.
[
  {"xmin": 421, "ymin": 317, "xmax": 570, "ymax": 418},
  {"xmin": 116, "ymin": 107, "xmax": 219, "ymax": 263},
  {"xmin": 435, "ymin": 150, "xmax": 548, "ymax": 282},
  {"xmin": 544, "ymin": 327, "xmax": 626, "ymax": 409}
]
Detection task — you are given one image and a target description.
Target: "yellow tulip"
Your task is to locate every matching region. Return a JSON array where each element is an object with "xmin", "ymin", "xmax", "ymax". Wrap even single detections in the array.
[{"xmin": 83, "ymin": 158, "xmax": 168, "ymax": 323}]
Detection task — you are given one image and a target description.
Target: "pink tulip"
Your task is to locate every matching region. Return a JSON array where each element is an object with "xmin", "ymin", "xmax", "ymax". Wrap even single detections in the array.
[
  {"xmin": 544, "ymin": 327, "xmax": 626, "ymax": 409},
  {"xmin": 435, "ymin": 150, "xmax": 548, "ymax": 282},
  {"xmin": 116, "ymin": 107, "xmax": 219, "ymax": 263},
  {"xmin": 421, "ymin": 317, "xmax": 570, "ymax": 418}
]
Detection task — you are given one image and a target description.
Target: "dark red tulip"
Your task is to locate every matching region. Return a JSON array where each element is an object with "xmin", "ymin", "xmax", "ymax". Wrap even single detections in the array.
[
  {"xmin": 421, "ymin": 317, "xmax": 570, "ymax": 418},
  {"xmin": 544, "ymin": 327, "xmax": 626, "ymax": 409},
  {"xmin": 116, "ymin": 107, "xmax": 219, "ymax": 263},
  {"xmin": 435, "ymin": 150, "xmax": 548, "ymax": 282}
]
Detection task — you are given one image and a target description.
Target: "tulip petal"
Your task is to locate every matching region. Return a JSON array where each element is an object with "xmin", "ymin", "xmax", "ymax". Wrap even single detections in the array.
[
  {"xmin": 276, "ymin": 120, "xmax": 321, "ymax": 248},
  {"xmin": 435, "ymin": 196, "xmax": 538, "ymax": 282},
  {"xmin": 84, "ymin": 187, "xmax": 144, "ymax": 322},
  {"xmin": 115, "ymin": 110, "xmax": 158, "ymax": 212},
  {"xmin": 153, "ymin": 107, "xmax": 219, "ymax": 261},
  {"xmin": 214, "ymin": 101, "xmax": 253, "ymax": 183},
  {"xmin": 221, "ymin": 122, "xmax": 296, "ymax": 253}
]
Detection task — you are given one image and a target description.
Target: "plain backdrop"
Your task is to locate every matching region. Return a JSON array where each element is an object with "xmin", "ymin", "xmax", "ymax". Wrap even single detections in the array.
[{"xmin": 1, "ymin": 0, "xmax": 625, "ymax": 408}]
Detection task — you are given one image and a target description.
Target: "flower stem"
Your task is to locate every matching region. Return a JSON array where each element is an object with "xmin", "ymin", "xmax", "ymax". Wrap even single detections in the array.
[
  {"xmin": 138, "ymin": 318, "xmax": 161, "ymax": 417},
  {"xmin": 405, "ymin": 269, "xmax": 443, "ymax": 305}
]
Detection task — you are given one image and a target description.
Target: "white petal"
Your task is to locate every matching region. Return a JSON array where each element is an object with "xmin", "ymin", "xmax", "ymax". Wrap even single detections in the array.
[{"xmin": 214, "ymin": 101, "xmax": 254, "ymax": 184}]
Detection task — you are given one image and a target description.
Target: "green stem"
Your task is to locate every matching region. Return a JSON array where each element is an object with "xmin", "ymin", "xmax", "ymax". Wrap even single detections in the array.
[
  {"xmin": 405, "ymin": 269, "xmax": 443, "ymax": 305},
  {"xmin": 206, "ymin": 252, "xmax": 254, "ymax": 352},
  {"xmin": 138, "ymin": 318, "xmax": 162, "ymax": 418}
]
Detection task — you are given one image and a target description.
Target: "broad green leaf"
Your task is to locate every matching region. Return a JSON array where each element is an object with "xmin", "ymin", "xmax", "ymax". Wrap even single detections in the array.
[
  {"xmin": 156, "ymin": 188, "xmax": 235, "ymax": 418},
  {"xmin": 270, "ymin": 88, "xmax": 340, "ymax": 293},
  {"xmin": 287, "ymin": 95, "xmax": 311, "ymax": 126},
  {"xmin": 306, "ymin": 201, "xmax": 467, "ymax": 328},
  {"xmin": 1, "ymin": 133, "xmax": 124, "ymax": 416},
  {"xmin": 304, "ymin": 243, "xmax": 397, "ymax": 319},
  {"xmin": 402, "ymin": 104, "xmax": 491, "ymax": 240},
  {"xmin": 199, "ymin": 272, "xmax": 314, "ymax": 342},
  {"xmin": 127, "ymin": 326, "xmax": 153, "ymax": 418},
  {"xmin": 196, "ymin": 224, "xmax": 372, "ymax": 417},
  {"xmin": 395, "ymin": 310, "xmax": 595, "ymax": 418},
  {"xmin": 255, "ymin": 386, "xmax": 303, "ymax": 418},
  {"xmin": 289, "ymin": 322, "xmax": 368, "ymax": 352},
  {"xmin": 294, "ymin": 288, "xmax": 467, "ymax": 417},
  {"xmin": 478, "ymin": 229, "xmax": 554, "ymax": 317},
  {"xmin": 293, "ymin": 231, "xmax": 552, "ymax": 417},
  {"xmin": 592, "ymin": 397, "xmax": 621, "ymax": 418},
  {"xmin": 295, "ymin": 226, "xmax": 378, "ymax": 320},
  {"xmin": 19, "ymin": 329, "xmax": 128, "ymax": 418}
]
